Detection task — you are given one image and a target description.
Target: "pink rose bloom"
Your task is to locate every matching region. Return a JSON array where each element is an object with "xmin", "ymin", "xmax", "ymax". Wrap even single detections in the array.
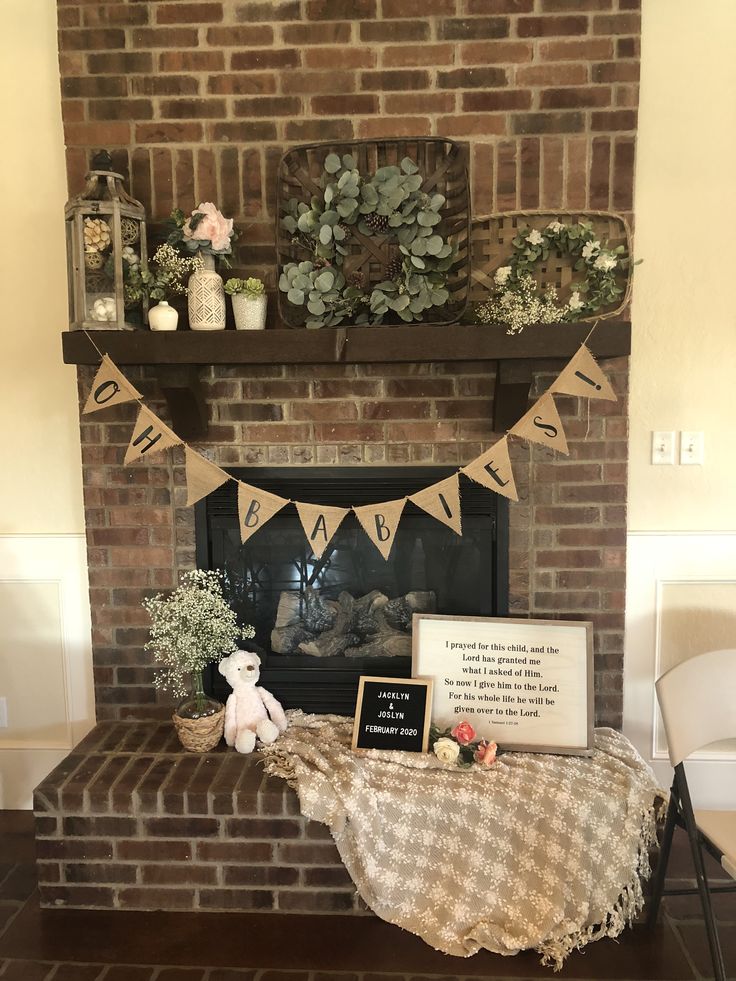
[
  {"xmin": 450, "ymin": 720, "xmax": 476, "ymax": 746},
  {"xmin": 184, "ymin": 202, "xmax": 233, "ymax": 252},
  {"xmin": 474, "ymin": 740, "xmax": 498, "ymax": 767}
]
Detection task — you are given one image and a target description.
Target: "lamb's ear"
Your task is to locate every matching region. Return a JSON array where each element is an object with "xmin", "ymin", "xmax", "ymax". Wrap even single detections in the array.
[{"xmin": 217, "ymin": 657, "xmax": 229, "ymax": 677}]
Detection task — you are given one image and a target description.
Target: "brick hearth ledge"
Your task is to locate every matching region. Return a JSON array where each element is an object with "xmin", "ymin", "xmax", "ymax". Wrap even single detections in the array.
[{"xmin": 34, "ymin": 722, "xmax": 361, "ymax": 914}]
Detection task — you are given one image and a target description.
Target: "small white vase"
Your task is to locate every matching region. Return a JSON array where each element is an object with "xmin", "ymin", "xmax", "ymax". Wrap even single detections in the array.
[
  {"xmin": 148, "ymin": 300, "xmax": 179, "ymax": 331},
  {"xmin": 232, "ymin": 293, "xmax": 267, "ymax": 330},
  {"xmin": 188, "ymin": 254, "xmax": 226, "ymax": 331}
]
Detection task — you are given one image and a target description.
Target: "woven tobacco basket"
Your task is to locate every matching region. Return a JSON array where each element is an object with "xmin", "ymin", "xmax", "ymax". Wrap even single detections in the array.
[
  {"xmin": 276, "ymin": 138, "xmax": 470, "ymax": 328},
  {"xmin": 469, "ymin": 210, "xmax": 632, "ymax": 321}
]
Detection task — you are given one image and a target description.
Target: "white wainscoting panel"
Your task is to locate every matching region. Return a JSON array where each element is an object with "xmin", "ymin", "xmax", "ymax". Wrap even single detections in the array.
[
  {"xmin": 0, "ymin": 534, "xmax": 93, "ymax": 808},
  {"xmin": 624, "ymin": 532, "xmax": 736, "ymax": 809}
]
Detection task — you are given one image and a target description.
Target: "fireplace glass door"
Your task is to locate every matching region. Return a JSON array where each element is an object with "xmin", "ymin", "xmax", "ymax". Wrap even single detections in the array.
[{"xmin": 196, "ymin": 467, "xmax": 508, "ymax": 715}]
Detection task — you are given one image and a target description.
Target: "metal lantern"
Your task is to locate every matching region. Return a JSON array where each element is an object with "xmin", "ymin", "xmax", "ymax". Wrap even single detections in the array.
[{"xmin": 65, "ymin": 150, "xmax": 148, "ymax": 330}]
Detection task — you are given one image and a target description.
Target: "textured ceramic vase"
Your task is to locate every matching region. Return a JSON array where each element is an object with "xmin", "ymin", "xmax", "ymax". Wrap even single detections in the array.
[
  {"xmin": 148, "ymin": 300, "xmax": 179, "ymax": 331},
  {"xmin": 188, "ymin": 254, "xmax": 226, "ymax": 330},
  {"xmin": 232, "ymin": 293, "xmax": 267, "ymax": 330}
]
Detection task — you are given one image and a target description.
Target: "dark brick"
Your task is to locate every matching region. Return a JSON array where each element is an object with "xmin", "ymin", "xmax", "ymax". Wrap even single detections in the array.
[
  {"xmin": 517, "ymin": 15, "xmax": 588, "ymax": 36},
  {"xmin": 437, "ymin": 67, "xmax": 508, "ymax": 88},
  {"xmin": 63, "ymin": 817, "xmax": 136, "ymax": 838},
  {"xmin": 225, "ymin": 818, "xmax": 301, "ymax": 839},
  {"xmin": 439, "ymin": 17, "xmax": 509, "ymax": 40},
  {"xmin": 277, "ymin": 890, "xmax": 354, "ymax": 911},
  {"xmin": 512, "ymin": 111, "xmax": 584, "ymax": 134},
  {"xmin": 359, "ymin": 21, "xmax": 429, "ymax": 42},
  {"xmin": 144, "ymin": 818, "xmax": 220, "ymax": 837},
  {"xmin": 198, "ymin": 888, "xmax": 274, "ymax": 910},
  {"xmin": 305, "ymin": 0, "xmax": 376, "ymax": 17},
  {"xmin": 360, "ymin": 70, "xmax": 430, "ymax": 91}
]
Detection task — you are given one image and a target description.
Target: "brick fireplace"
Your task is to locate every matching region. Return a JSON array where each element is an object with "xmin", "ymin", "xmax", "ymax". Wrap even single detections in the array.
[{"xmin": 41, "ymin": 0, "xmax": 637, "ymax": 912}]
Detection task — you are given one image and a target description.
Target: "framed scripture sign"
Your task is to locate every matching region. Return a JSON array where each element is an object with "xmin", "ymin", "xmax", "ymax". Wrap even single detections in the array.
[
  {"xmin": 352, "ymin": 676, "xmax": 433, "ymax": 753},
  {"xmin": 412, "ymin": 614, "xmax": 594, "ymax": 756}
]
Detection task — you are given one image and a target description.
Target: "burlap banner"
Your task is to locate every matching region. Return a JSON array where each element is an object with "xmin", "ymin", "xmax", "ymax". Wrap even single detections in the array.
[
  {"xmin": 83, "ymin": 354, "xmax": 142, "ymax": 415},
  {"xmin": 237, "ymin": 481, "xmax": 290, "ymax": 545},
  {"xmin": 461, "ymin": 436, "xmax": 518, "ymax": 502},
  {"xmin": 185, "ymin": 447, "xmax": 230, "ymax": 507},
  {"xmin": 295, "ymin": 502, "xmax": 350, "ymax": 559},
  {"xmin": 409, "ymin": 473, "xmax": 462, "ymax": 535},
  {"xmin": 353, "ymin": 498, "xmax": 406, "ymax": 561},
  {"xmin": 124, "ymin": 405, "xmax": 182, "ymax": 465},
  {"xmin": 550, "ymin": 344, "xmax": 617, "ymax": 402},
  {"xmin": 510, "ymin": 392, "xmax": 569, "ymax": 456},
  {"xmin": 82, "ymin": 341, "xmax": 616, "ymax": 560}
]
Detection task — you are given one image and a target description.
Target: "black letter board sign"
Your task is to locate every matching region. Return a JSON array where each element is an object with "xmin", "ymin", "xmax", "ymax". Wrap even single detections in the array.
[{"xmin": 352, "ymin": 676, "xmax": 433, "ymax": 753}]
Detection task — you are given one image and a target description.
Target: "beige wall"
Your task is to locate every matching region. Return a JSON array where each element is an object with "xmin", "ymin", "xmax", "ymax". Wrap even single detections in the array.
[
  {"xmin": 0, "ymin": 0, "xmax": 92, "ymax": 809},
  {"xmin": 629, "ymin": 0, "xmax": 736, "ymax": 531},
  {"xmin": 0, "ymin": 0, "xmax": 84, "ymax": 535}
]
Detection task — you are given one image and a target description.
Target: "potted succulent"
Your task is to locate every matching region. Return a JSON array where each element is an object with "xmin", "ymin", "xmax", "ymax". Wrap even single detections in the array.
[
  {"xmin": 167, "ymin": 203, "xmax": 237, "ymax": 331},
  {"xmin": 224, "ymin": 277, "xmax": 268, "ymax": 330},
  {"xmin": 124, "ymin": 244, "xmax": 202, "ymax": 331},
  {"xmin": 142, "ymin": 569, "xmax": 255, "ymax": 751}
]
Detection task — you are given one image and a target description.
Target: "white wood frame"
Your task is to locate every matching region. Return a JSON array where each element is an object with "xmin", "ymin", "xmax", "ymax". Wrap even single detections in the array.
[{"xmin": 624, "ymin": 532, "xmax": 736, "ymax": 809}]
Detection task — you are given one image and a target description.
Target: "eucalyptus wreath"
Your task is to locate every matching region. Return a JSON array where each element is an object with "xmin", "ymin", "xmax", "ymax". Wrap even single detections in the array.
[
  {"xmin": 475, "ymin": 219, "xmax": 631, "ymax": 335},
  {"xmin": 279, "ymin": 152, "xmax": 456, "ymax": 328}
]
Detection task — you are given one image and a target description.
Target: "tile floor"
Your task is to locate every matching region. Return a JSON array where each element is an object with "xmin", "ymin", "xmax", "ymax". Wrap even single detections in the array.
[{"xmin": 0, "ymin": 811, "xmax": 733, "ymax": 981}]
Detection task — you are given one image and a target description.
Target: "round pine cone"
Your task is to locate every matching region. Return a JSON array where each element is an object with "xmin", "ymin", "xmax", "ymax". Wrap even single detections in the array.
[{"xmin": 364, "ymin": 213, "xmax": 390, "ymax": 234}]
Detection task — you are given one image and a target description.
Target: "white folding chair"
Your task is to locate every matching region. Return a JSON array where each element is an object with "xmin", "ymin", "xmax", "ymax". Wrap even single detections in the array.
[{"xmin": 648, "ymin": 648, "xmax": 736, "ymax": 981}]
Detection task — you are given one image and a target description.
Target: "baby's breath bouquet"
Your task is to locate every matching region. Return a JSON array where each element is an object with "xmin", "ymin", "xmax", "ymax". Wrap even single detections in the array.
[{"xmin": 142, "ymin": 569, "xmax": 254, "ymax": 712}]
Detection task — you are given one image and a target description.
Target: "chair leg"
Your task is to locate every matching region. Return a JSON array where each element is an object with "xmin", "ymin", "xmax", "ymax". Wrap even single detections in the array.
[
  {"xmin": 676, "ymin": 765, "xmax": 727, "ymax": 981},
  {"xmin": 647, "ymin": 784, "xmax": 678, "ymax": 928}
]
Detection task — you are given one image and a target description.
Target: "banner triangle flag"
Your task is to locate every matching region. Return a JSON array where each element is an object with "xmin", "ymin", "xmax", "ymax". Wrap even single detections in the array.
[
  {"xmin": 510, "ymin": 392, "xmax": 569, "ymax": 455},
  {"xmin": 353, "ymin": 498, "xmax": 406, "ymax": 561},
  {"xmin": 461, "ymin": 436, "xmax": 518, "ymax": 502},
  {"xmin": 83, "ymin": 354, "xmax": 142, "ymax": 414},
  {"xmin": 409, "ymin": 473, "xmax": 462, "ymax": 535},
  {"xmin": 295, "ymin": 502, "xmax": 350, "ymax": 559},
  {"xmin": 185, "ymin": 447, "xmax": 230, "ymax": 507},
  {"xmin": 124, "ymin": 405, "xmax": 182, "ymax": 465},
  {"xmin": 237, "ymin": 482, "xmax": 290, "ymax": 544},
  {"xmin": 550, "ymin": 344, "xmax": 617, "ymax": 402}
]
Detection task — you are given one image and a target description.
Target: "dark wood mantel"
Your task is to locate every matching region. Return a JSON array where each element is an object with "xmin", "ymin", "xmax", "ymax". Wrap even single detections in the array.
[
  {"xmin": 62, "ymin": 321, "xmax": 630, "ymax": 438},
  {"xmin": 62, "ymin": 320, "xmax": 630, "ymax": 366}
]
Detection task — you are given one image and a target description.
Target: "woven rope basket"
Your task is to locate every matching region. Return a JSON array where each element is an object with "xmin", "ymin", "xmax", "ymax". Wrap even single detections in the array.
[
  {"xmin": 469, "ymin": 210, "xmax": 632, "ymax": 321},
  {"xmin": 172, "ymin": 705, "xmax": 225, "ymax": 753}
]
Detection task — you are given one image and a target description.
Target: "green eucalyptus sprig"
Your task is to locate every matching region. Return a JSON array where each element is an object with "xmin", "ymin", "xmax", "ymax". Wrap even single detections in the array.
[{"xmin": 279, "ymin": 153, "xmax": 456, "ymax": 328}]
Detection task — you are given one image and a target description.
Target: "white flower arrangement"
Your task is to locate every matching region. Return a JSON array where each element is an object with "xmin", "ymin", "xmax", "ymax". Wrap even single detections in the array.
[
  {"xmin": 142, "ymin": 569, "xmax": 254, "ymax": 699},
  {"xmin": 475, "ymin": 219, "xmax": 632, "ymax": 334}
]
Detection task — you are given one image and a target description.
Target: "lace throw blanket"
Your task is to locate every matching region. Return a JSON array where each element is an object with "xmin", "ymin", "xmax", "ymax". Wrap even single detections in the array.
[{"xmin": 262, "ymin": 711, "xmax": 664, "ymax": 970}]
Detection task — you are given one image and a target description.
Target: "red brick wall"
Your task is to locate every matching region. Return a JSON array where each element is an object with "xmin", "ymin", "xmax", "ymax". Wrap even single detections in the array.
[
  {"xmin": 58, "ymin": 0, "xmax": 640, "ymax": 284},
  {"xmin": 79, "ymin": 355, "xmax": 628, "ymax": 729},
  {"xmin": 62, "ymin": 1, "xmax": 638, "ymax": 730}
]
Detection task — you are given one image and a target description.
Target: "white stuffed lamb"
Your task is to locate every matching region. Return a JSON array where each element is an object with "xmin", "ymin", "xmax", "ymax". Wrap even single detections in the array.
[{"xmin": 218, "ymin": 648, "xmax": 288, "ymax": 754}]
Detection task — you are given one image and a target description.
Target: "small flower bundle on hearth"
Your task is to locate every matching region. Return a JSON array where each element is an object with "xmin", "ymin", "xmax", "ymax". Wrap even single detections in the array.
[{"xmin": 430, "ymin": 720, "xmax": 499, "ymax": 769}]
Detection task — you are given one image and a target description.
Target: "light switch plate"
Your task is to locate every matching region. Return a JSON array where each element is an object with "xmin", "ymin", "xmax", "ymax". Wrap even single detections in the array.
[
  {"xmin": 680, "ymin": 431, "xmax": 704, "ymax": 465},
  {"xmin": 0, "ymin": 698, "xmax": 7, "ymax": 728},
  {"xmin": 652, "ymin": 431, "xmax": 676, "ymax": 465}
]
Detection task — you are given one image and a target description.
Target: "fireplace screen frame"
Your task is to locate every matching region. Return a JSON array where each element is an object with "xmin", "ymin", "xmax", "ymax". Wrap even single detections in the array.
[{"xmin": 196, "ymin": 466, "xmax": 508, "ymax": 715}]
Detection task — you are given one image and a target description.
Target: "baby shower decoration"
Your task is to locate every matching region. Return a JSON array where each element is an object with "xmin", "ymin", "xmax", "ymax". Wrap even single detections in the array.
[{"xmin": 80, "ymin": 327, "xmax": 616, "ymax": 562}]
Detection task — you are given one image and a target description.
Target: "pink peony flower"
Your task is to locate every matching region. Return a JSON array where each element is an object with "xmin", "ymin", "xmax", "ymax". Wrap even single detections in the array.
[
  {"xmin": 450, "ymin": 720, "xmax": 476, "ymax": 746},
  {"xmin": 183, "ymin": 202, "xmax": 234, "ymax": 253},
  {"xmin": 474, "ymin": 739, "xmax": 498, "ymax": 767}
]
